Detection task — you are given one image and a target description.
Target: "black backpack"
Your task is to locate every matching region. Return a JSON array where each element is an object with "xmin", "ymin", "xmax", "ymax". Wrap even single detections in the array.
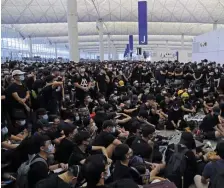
[
  {"xmin": 164, "ymin": 144, "xmax": 188, "ymax": 188},
  {"xmin": 212, "ymin": 163, "xmax": 224, "ymax": 188}
]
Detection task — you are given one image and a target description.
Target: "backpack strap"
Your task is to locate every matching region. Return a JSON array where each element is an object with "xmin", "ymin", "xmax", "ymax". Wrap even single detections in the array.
[{"xmin": 30, "ymin": 157, "xmax": 48, "ymax": 167}]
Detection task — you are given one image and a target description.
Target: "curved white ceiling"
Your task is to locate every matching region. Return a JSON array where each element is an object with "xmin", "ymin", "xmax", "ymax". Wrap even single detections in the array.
[{"xmin": 2, "ymin": 0, "xmax": 224, "ymax": 52}]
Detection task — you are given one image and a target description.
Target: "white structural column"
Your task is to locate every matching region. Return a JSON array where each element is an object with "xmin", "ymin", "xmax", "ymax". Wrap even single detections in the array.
[
  {"xmin": 107, "ymin": 35, "xmax": 111, "ymax": 60},
  {"xmin": 181, "ymin": 34, "xmax": 184, "ymax": 50},
  {"xmin": 67, "ymin": 0, "xmax": 79, "ymax": 62},
  {"xmin": 111, "ymin": 43, "xmax": 116, "ymax": 60},
  {"xmin": 98, "ymin": 19, "xmax": 104, "ymax": 61},
  {"xmin": 55, "ymin": 43, "xmax": 58, "ymax": 59},
  {"xmin": 213, "ymin": 22, "xmax": 217, "ymax": 30},
  {"xmin": 28, "ymin": 37, "xmax": 33, "ymax": 58},
  {"xmin": 166, "ymin": 40, "xmax": 168, "ymax": 52}
]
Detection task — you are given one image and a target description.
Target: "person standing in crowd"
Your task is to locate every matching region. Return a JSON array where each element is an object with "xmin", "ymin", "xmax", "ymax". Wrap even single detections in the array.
[
  {"xmin": 38, "ymin": 75, "xmax": 64, "ymax": 115},
  {"xmin": 96, "ymin": 68, "xmax": 110, "ymax": 96},
  {"xmin": 5, "ymin": 70, "xmax": 30, "ymax": 123},
  {"xmin": 73, "ymin": 66, "xmax": 91, "ymax": 103}
]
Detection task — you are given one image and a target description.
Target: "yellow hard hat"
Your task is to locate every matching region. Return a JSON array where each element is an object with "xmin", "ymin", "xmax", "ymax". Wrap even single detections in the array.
[
  {"xmin": 178, "ymin": 90, "xmax": 184, "ymax": 96},
  {"xmin": 181, "ymin": 92, "xmax": 189, "ymax": 99},
  {"xmin": 119, "ymin": 80, "xmax": 124, "ymax": 87}
]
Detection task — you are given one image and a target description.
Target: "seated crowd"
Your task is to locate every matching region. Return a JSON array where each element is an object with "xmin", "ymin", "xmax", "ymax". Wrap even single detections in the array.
[{"xmin": 1, "ymin": 60, "xmax": 224, "ymax": 188}]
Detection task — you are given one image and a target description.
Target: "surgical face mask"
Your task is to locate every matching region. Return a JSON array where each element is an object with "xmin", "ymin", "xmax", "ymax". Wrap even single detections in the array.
[
  {"xmin": 100, "ymin": 98, "xmax": 106, "ymax": 103},
  {"xmin": 45, "ymin": 144, "xmax": 55, "ymax": 154},
  {"xmin": 173, "ymin": 106, "xmax": 179, "ymax": 111},
  {"xmin": 2, "ymin": 127, "xmax": 8, "ymax": 136},
  {"xmin": 87, "ymin": 98, "xmax": 93, "ymax": 103},
  {"xmin": 18, "ymin": 120, "xmax": 26, "ymax": 126},
  {"xmin": 75, "ymin": 116, "xmax": 80, "ymax": 121},
  {"xmin": 80, "ymin": 68, "xmax": 85, "ymax": 73},
  {"xmin": 111, "ymin": 127, "xmax": 116, "ymax": 133},
  {"xmin": 113, "ymin": 96, "xmax": 118, "ymax": 101},
  {"xmin": 19, "ymin": 75, "xmax": 25, "ymax": 81},
  {"xmin": 145, "ymin": 89, "xmax": 149, "ymax": 94},
  {"xmin": 188, "ymin": 89, "xmax": 192, "ymax": 93},
  {"xmin": 126, "ymin": 100, "xmax": 131, "ymax": 105},
  {"xmin": 203, "ymin": 89, "xmax": 208, "ymax": 93},
  {"xmin": 42, "ymin": 114, "xmax": 48, "ymax": 120}
]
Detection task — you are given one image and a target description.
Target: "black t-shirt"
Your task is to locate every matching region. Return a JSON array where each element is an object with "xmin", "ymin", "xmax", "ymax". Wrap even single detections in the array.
[
  {"xmin": 93, "ymin": 131, "xmax": 116, "ymax": 147},
  {"xmin": 28, "ymin": 154, "xmax": 49, "ymax": 188},
  {"xmin": 139, "ymin": 103, "xmax": 150, "ymax": 114},
  {"xmin": 113, "ymin": 161, "xmax": 132, "ymax": 181},
  {"xmin": 156, "ymin": 94, "xmax": 165, "ymax": 104},
  {"xmin": 68, "ymin": 144, "xmax": 91, "ymax": 166},
  {"xmin": 131, "ymin": 137, "xmax": 152, "ymax": 160},
  {"xmin": 73, "ymin": 74, "xmax": 90, "ymax": 96},
  {"xmin": 5, "ymin": 82, "xmax": 28, "ymax": 109},
  {"xmin": 160, "ymin": 100, "xmax": 171, "ymax": 114},
  {"xmin": 36, "ymin": 174, "xmax": 70, "ymax": 188},
  {"xmin": 46, "ymin": 127, "xmax": 62, "ymax": 141},
  {"xmin": 200, "ymin": 114, "xmax": 219, "ymax": 132},
  {"xmin": 32, "ymin": 79, "xmax": 45, "ymax": 93},
  {"xmin": 25, "ymin": 76, "xmax": 35, "ymax": 91},
  {"xmin": 41, "ymin": 85, "xmax": 57, "ymax": 103},
  {"xmin": 55, "ymin": 138, "xmax": 74, "ymax": 163},
  {"xmin": 96, "ymin": 74, "xmax": 107, "ymax": 92},
  {"xmin": 168, "ymin": 109, "xmax": 183, "ymax": 123},
  {"xmin": 183, "ymin": 70, "xmax": 194, "ymax": 81}
]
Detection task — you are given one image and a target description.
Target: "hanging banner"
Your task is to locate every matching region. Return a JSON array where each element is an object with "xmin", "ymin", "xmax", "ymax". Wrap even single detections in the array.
[
  {"xmin": 129, "ymin": 35, "xmax": 133, "ymax": 53},
  {"xmin": 138, "ymin": 1, "xmax": 148, "ymax": 45},
  {"xmin": 124, "ymin": 44, "xmax": 129, "ymax": 57},
  {"xmin": 123, "ymin": 46, "xmax": 127, "ymax": 57}
]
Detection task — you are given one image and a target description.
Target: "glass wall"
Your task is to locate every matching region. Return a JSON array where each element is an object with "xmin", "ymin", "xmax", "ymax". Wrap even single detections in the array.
[{"xmin": 1, "ymin": 26, "xmax": 69, "ymax": 62}]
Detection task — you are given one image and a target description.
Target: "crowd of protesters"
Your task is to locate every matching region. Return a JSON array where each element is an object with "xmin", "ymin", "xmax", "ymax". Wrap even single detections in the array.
[{"xmin": 1, "ymin": 60, "xmax": 224, "ymax": 188}]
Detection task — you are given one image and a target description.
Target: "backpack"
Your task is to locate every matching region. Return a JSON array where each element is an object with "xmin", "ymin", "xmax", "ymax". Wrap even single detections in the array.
[
  {"xmin": 16, "ymin": 154, "xmax": 48, "ymax": 188},
  {"xmin": 164, "ymin": 144, "xmax": 188, "ymax": 188},
  {"xmin": 212, "ymin": 163, "xmax": 224, "ymax": 188}
]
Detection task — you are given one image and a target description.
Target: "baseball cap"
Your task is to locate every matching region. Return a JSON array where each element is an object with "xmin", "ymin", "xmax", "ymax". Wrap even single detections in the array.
[{"xmin": 12, "ymin": 70, "xmax": 25, "ymax": 77}]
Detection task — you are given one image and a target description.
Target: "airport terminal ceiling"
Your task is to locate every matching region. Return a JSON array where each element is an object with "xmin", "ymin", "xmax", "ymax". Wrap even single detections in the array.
[{"xmin": 2, "ymin": 0, "xmax": 224, "ymax": 53}]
